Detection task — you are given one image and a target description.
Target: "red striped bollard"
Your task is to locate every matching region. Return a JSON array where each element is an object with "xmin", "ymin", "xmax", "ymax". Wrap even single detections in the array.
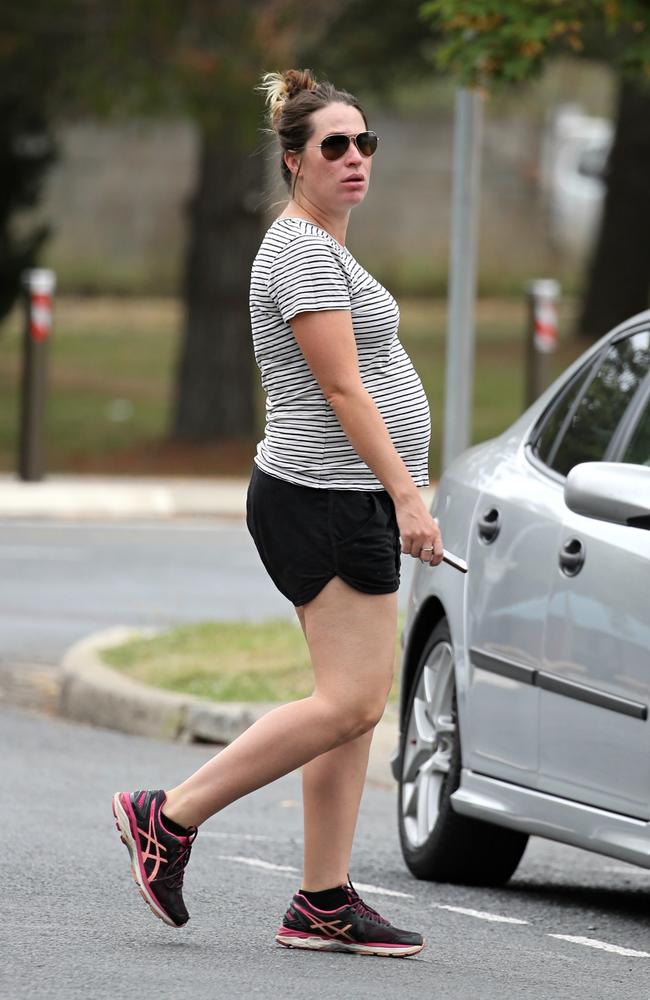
[
  {"xmin": 18, "ymin": 268, "xmax": 56, "ymax": 481},
  {"xmin": 524, "ymin": 279, "xmax": 560, "ymax": 408}
]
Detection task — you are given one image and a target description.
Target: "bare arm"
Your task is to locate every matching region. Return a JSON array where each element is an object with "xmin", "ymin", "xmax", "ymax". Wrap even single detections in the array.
[{"xmin": 289, "ymin": 309, "xmax": 443, "ymax": 563}]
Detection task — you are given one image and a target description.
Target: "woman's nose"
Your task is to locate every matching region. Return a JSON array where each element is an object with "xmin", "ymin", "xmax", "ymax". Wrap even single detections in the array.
[{"xmin": 346, "ymin": 140, "xmax": 363, "ymax": 164}]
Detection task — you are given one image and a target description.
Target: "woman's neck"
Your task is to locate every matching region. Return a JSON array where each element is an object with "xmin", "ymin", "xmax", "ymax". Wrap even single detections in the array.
[{"xmin": 279, "ymin": 199, "xmax": 349, "ymax": 246}]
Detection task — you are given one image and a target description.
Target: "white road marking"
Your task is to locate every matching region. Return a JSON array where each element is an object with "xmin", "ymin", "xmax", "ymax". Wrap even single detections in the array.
[
  {"xmin": 549, "ymin": 935, "xmax": 650, "ymax": 958},
  {"xmin": 211, "ymin": 854, "xmax": 649, "ymax": 956},
  {"xmin": 217, "ymin": 854, "xmax": 299, "ymax": 873},
  {"xmin": 433, "ymin": 903, "xmax": 528, "ymax": 924},
  {"xmin": 352, "ymin": 882, "xmax": 413, "ymax": 899},
  {"xmin": 215, "ymin": 855, "xmax": 413, "ymax": 897},
  {"xmin": 202, "ymin": 831, "xmax": 291, "ymax": 844}
]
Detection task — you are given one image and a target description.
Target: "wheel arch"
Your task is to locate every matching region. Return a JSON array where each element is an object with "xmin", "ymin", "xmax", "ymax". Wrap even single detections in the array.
[{"xmin": 399, "ymin": 596, "xmax": 449, "ymax": 727}]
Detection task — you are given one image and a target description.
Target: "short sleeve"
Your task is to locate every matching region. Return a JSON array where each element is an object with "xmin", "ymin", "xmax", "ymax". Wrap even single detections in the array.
[{"xmin": 268, "ymin": 235, "xmax": 351, "ymax": 323}]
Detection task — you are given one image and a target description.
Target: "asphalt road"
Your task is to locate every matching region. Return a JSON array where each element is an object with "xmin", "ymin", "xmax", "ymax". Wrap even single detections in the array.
[
  {"xmin": 3, "ymin": 708, "xmax": 650, "ymax": 1000},
  {"xmin": 0, "ymin": 517, "xmax": 415, "ymax": 666}
]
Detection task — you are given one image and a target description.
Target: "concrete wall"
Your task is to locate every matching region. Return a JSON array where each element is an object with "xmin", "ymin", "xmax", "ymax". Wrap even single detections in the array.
[
  {"xmin": 34, "ymin": 106, "xmax": 572, "ymax": 295},
  {"xmin": 39, "ymin": 119, "xmax": 198, "ymax": 293}
]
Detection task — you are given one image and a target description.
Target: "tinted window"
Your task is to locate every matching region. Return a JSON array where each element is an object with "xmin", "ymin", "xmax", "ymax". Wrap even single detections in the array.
[
  {"xmin": 533, "ymin": 363, "xmax": 593, "ymax": 465},
  {"xmin": 549, "ymin": 330, "xmax": 650, "ymax": 477},
  {"xmin": 622, "ymin": 394, "xmax": 650, "ymax": 466}
]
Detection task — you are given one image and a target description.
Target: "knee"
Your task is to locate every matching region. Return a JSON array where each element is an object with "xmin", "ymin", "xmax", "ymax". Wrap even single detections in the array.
[{"xmin": 337, "ymin": 698, "xmax": 388, "ymax": 741}]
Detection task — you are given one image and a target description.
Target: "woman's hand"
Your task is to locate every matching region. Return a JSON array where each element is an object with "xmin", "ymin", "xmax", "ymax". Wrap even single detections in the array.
[{"xmin": 395, "ymin": 494, "xmax": 444, "ymax": 566}]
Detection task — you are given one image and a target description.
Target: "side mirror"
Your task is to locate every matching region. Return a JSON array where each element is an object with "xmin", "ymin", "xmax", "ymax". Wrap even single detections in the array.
[{"xmin": 564, "ymin": 462, "xmax": 650, "ymax": 530}]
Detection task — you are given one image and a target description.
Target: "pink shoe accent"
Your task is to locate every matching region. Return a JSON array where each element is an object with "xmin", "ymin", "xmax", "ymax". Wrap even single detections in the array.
[
  {"xmin": 277, "ymin": 925, "xmax": 408, "ymax": 950},
  {"xmin": 120, "ymin": 793, "xmax": 168, "ymax": 888},
  {"xmin": 277, "ymin": 928, "xmax": 312, "ymax": 939},
  {"xmin": 137, "ymin": 792, "xmax": 146, "ymax": 809},
  {"xmin": 141, "ymin": 802, "xmax": 168, "ymax": 881},
  {"xmin": 290, "ymin": 900, "xmax": 355, "ymax": 943}
]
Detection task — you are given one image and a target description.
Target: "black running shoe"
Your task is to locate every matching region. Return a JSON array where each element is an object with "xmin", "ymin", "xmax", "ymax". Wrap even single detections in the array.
[
  {"xmin": 276, "ymin": 879, "xmax": 424, "ymax": 957},
  {"xmin": 112, "ymin": 789, "xmax": 197, "ymax": 928}
]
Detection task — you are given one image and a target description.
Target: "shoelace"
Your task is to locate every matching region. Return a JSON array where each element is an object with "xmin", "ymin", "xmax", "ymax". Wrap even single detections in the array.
[
  {"xmin": 343, "ymin": 880, "xmax": 389, "ymax": 926},
  {"xmin": 161, "ymin": 827, "xmax": 198, "ymax": 888}
]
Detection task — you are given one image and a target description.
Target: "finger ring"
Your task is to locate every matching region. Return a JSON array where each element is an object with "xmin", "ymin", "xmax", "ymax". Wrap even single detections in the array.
[{"xmin": 421, "ymin": 546, "xmax": 433, "ymax": 552}]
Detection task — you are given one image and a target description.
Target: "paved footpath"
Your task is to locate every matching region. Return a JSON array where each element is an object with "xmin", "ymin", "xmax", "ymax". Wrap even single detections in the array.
[{"xmin": 4, "ymin": 707, "xmax": 650, "ymax": 1000}]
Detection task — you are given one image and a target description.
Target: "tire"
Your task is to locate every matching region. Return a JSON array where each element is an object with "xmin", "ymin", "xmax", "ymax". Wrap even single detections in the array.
[{"xmin": 397, "ymin": 619, "xmax": 528, "ymax": 887}]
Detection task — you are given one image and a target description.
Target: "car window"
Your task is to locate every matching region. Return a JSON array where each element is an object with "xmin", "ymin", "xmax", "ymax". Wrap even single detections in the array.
[
  {"xmin": 548, "ymin": 329, "xmax": 650, "ymax": 477},
  {"xmin": 621, "ymin": 393, "xmax": 650, "ymax": 466},
  {"xmin": 532, "ymin": 362, "xmax": 594, "ymax": 465}
]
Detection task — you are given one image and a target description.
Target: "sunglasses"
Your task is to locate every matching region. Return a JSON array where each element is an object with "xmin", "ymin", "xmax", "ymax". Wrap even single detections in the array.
[{"xmin": 308, "ymin": 131, "xmax": 379, "ymax": 161}]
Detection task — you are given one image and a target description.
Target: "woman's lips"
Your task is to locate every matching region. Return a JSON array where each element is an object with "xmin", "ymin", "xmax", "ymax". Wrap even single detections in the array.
[{"xmin": 342, "ymin": 175, "xmax": 365, "ymax": 184}]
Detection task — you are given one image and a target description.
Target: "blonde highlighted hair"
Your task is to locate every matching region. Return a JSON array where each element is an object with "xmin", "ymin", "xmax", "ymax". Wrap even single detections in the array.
[{"xmin": 258, "ymin": 69, "xmax": 317, "ymax": 128}]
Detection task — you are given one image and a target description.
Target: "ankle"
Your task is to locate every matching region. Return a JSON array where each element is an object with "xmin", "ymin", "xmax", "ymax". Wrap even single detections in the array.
[
  {"xmin": 159, "ymin": 807, "xmax": 191, "ymax": 838},
  {"xmin": 161, "ymin": 790, "xmax": 196, "ymax": 831}
]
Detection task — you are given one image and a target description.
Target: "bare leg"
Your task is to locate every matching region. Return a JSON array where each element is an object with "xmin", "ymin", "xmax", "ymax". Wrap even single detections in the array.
[
  {"xmin": 163, "ymin": 578, "xmax": 396, "ymax": 830},
  {"xmin": 300, "ymin": 731, "xmax": 375, "ymax": 890},
  {"xmin": 295, "ymin": 592, "xmax": 397, "ymax": 891}
]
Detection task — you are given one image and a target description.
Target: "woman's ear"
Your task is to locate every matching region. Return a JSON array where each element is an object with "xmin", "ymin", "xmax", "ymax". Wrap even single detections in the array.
[{"xmin": 284, "ymin": 151, "xmax": 301, "ymax": 178}]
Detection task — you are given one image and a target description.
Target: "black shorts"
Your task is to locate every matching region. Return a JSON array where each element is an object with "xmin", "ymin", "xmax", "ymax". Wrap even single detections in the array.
[{"xmin": 245, "ymin": 463, "xmax": 401, "ymax": 607}]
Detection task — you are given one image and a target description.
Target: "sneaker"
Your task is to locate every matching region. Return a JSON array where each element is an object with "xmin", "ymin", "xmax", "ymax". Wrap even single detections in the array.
[
  {"xmin": 275, "ymin": 879, "xmax": 424, "ymax": 957},
  {"xmin": 112, "ymin": 789, "xmax": 197, "ymax": 928}
]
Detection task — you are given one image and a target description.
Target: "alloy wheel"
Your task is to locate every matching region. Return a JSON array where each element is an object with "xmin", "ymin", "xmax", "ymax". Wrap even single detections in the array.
[{"xmin": 400, "ymin": 640, "xmax": 456, "ymax": 849}]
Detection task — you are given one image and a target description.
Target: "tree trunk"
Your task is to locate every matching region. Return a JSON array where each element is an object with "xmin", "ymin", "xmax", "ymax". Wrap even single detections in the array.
[
  {"xmin": 578, "ymin": 80, "xmax": 650, "ymax": 340},
  {"xmin": 171, "ymin": 131, "xmax": 264, "ymax": 441}
]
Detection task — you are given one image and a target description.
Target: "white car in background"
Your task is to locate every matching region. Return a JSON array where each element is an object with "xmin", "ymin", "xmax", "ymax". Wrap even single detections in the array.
[
  {"xmin": 541, "ymin": 103, "xmax": 612, "ymax": 255},
  {"xmin": 394, "ymin": 310, "xmax": 650, "ymax": 886}
]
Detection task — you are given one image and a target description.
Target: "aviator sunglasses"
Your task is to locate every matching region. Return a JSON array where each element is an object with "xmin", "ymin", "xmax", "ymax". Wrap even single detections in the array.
[{"xmin": 307, "ymin": 130, "xmax": 379, "ymax": 161}]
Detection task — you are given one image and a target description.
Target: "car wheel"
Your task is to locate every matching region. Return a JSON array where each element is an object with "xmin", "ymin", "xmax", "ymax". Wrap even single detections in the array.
[{"xmin": 397, "ymin": 619, "xmax": 528, "ymax": 886}]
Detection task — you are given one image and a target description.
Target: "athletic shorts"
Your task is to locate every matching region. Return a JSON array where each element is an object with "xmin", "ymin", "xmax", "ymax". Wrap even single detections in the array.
[{"xmin": 245, "ymin": 462, "xmax": 401, "ymax": 607}]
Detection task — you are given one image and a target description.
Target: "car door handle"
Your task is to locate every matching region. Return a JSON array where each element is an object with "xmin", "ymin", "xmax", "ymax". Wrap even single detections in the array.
[
  {"xmin": 478, "ymin": 508, "xmax": 501, "ymax": 543},
  {"xmin": 559, "ymin": 537, "xmax": 585, "ymax": 576}
]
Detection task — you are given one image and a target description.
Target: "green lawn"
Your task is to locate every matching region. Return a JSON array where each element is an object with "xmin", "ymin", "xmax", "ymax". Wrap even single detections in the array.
[
  {"xmin": 0, "ymin": 295, "xmax": 585, "ymax": 477},
  {"xmin": 0, "ymin": 299, "xmax": 178, "ymax": 472},
  {"xmin": 102, "ymin": 615, "xmax": 406, "ymax": 704}
]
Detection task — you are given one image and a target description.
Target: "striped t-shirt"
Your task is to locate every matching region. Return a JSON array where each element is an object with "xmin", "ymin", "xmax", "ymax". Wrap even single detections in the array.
[{"xmin": 249, "ymin": 217, "xmax": 431, "ymax": 490}]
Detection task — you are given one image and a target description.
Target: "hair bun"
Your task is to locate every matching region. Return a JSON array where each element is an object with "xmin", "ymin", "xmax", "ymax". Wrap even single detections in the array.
[{"xmin": 258, "ymin": 69, "xmax": 317, "ymax": 127}]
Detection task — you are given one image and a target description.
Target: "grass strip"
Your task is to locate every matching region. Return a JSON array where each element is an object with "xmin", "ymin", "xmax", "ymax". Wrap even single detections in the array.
[{"xmin": 102, "ymin": 616, "xmax": 404, "ymax": 704}]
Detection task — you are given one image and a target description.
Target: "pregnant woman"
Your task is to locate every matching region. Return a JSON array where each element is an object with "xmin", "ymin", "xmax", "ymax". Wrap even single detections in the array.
[{"xmin": 112, "ymin": 68, "xmax": 443, "ymax": 959}]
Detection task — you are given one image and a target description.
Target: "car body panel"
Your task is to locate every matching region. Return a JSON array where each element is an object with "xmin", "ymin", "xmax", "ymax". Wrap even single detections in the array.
[
  {"xmin": 396, "ymin": 309, "xmax": 650, "ymax": 869},
  {"xmin": 464, "ymin": 447, "xmax": 565, "ymax": 785},
  {"xmin": 402, "ymin": 445, "xmax": 488, "ymax": 725},
  {"xmin": 539, "ymin": 509, "xmax": 650, "ymax": 818},
  {"xmin": 451, "ymin": 769, "xmax": 650, "ymax": 868}
]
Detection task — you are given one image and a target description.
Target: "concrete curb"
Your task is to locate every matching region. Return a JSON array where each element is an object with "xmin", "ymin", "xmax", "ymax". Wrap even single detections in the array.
[
  {"xmin": 59, "ymin": 627, "xmax": 399, "ymax": 788},
  {"xmin": 0, "ymin": 475, "xmax": 250, "ymax": 520},
  {"xmin": 0, "ymin": 473, "xmax": 435, "ymax": 521},
  {"xmin": 59, "ymin": 627, "xmax": 276, "ymax": 744}
]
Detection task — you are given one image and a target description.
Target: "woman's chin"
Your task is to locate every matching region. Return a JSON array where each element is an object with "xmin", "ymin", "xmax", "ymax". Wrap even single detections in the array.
[{"xmin": 339, "ymin": 189, "xmax": 367, "ymax": 208}]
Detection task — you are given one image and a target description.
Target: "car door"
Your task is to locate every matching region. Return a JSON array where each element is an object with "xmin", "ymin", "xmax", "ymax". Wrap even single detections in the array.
[
  {"xmin": 464, "ymin": 454, "xmax": 567, "ymax": 788},
  {"xmin": 537, "ymin": 329, "xmax": 650, "ymax": 818},
  {"xmin": 463, "ymin": 354, "xmax": 601, "ymax": 788}
]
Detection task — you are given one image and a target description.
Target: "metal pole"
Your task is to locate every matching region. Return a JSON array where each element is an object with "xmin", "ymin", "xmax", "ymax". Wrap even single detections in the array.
[
  {"xmin": 442, "ymin": 88, "xmax": 483, "ymax": 472},
  {"xmin": 18, "ymin": 268, "xmax": 56, "ymax": 481}
]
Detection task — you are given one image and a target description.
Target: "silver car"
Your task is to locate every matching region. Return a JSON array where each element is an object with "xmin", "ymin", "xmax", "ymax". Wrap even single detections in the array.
[{"xmin": 394, "ymin": 310, "xmax": 650, "ymax": 885}]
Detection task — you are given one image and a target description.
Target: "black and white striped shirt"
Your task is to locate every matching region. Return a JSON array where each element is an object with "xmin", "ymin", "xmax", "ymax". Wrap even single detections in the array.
[{"xmin": 249, "ymin": 217, "xmax": 431, "ymax": 490}]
